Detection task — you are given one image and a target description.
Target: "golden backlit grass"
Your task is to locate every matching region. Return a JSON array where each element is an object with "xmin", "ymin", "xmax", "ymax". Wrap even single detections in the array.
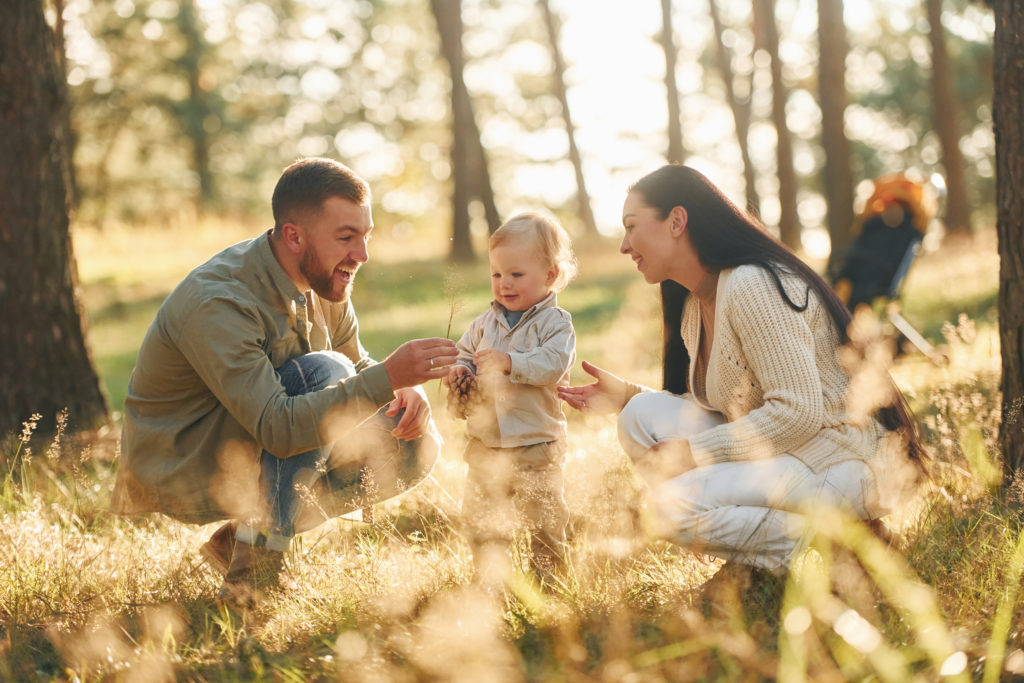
[{"xmin": 0, "ymin": 221, "xmax": 1018, "ymax": 680}]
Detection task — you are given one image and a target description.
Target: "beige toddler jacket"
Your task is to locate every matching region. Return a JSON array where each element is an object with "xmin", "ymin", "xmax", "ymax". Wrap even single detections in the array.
[{"xmin": 455, "ymin": 293, "xmax": 575, "ymax": 448}]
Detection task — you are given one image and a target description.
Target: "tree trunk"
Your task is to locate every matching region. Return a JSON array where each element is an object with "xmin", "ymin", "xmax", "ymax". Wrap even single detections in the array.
[
  {"xmin": 817, "ymin": 0, "xmax": 856, "ymax": 276},
  {"xmin": 0, "ymin": 1, "xmax": 108, "ymax": 436},
  {"xmin": 925, "ymin": 0, "xmax": 972, "ymax": 236},
  {"xmin": 538, "ymin": 0, "xmax": 598, "ymax": 236},
  {"xmin": 994, "ymin": 0, "xmax": 1024, "ymax": 483},
  {"xmin": 430, "ymin": 0, "xmax": 475, "ymax": 261},
  {"xmin": 660, "ymin": 0, "xmax": 686, "ymax": 164},
  {"xmin": 757, "ymin": 0, "xmax": 800, "ymax": 249},
  {"xmin": 53, "ymin": 0, "xmax": 79, "ymax": 212},
  {"xmin": 179, "ymin": 0, "xmax": 215, "ymax": 211},
  {"xmin": 469, "ymin": 130, "xmax": 502, "ymax": 235},
  {"xmin": 708, "ymin": 0, "xmax": 760, "ymax": 216}
]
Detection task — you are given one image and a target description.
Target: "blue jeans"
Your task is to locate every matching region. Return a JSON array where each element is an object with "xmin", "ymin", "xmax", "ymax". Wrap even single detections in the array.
[{"xmin": 236, "ymin": 351, "xmax": 438, "ymax": 551}]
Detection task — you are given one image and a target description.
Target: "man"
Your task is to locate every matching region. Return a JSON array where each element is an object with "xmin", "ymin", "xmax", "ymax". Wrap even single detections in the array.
[{"xmin": 111, "ymin": 158, "xmax": 457, "ymax": 604}]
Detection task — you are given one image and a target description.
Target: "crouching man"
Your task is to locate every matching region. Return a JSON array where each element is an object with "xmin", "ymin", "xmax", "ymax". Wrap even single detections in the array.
[{"xmin": 111, "ymin": 157, "xmax": 457, "ymax": 605}]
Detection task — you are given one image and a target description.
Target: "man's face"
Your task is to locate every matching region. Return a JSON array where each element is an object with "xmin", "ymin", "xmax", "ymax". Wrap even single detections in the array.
[{"xmin": 296, "ymin": 196, "xmax": 372, "ymax": 303}]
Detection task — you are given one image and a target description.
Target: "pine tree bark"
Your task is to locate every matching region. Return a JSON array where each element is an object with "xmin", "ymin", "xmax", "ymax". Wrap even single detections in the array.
[
  {"xmin": 0, "ymin": 0, "xmax": 108, "ymax": 436},
  {"xmin": 757, "ymin": 0, "xmax": 800, "ymax": 249},
  {"xmin": 660, "ymin": 0, "xmax": 686, "ymax": 164},
  {"xmin": 539, "ymin": 0, "xmax": 597, "ymax": 236},
  {"xmin": 925, "ymin": 0, "xmax": 972, "ymax": 236},
  {"xmin": 993, "ymin": 0, "xmax": 1024, "ymax": 483},
  {"xmin": 708, "ymin": 0, "xmax": 760, "ymax": 216},
  {"xmin": 817, "ymin": 0, "xmax": 856, "ymax": 276}
]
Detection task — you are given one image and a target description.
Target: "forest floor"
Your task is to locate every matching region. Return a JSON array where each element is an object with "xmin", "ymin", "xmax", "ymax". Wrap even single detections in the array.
[{"xmin": 1, "ymin": 220, "xmax": 1018, "ymax": 681}]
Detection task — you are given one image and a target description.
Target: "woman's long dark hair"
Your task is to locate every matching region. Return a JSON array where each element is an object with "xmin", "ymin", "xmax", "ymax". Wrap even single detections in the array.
[{"xmin": 631, "ymin": 164, "xmax": 926, "ymax": 469}]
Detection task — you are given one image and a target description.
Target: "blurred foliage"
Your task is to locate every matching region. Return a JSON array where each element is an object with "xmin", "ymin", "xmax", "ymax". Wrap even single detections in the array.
[
  {"xmin": 852, "ymin": 0, "xmax": 994, "ymax": 211},
  {"xmin": 61, "ymin": 0, "xmax": 995, "ymax": 240}
]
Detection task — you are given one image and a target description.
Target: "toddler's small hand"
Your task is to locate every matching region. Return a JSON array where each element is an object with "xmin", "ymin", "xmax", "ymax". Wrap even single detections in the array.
[
  {"xmin": 474, "ymin": 348, "xmax": 511, "ymax": 375},
  {"xmin": 444, "ymin": 364, "xmax": 471, "ymax": 388},
  {"xmin": 446, "ymin": 366, "xmax": 479, "ymax": 420}
]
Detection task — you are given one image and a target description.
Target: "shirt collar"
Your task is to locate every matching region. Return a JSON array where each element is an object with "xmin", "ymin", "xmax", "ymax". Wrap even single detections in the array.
[
  {"xmin": 489, "ymin": 291, "xmax": 558, "ymax": 319},
  {"xmin": 256, "ymin": 229, "xmax": 306, "ymax": 305}
]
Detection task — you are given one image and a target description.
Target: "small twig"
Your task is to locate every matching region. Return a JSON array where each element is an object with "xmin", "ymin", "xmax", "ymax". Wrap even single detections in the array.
[
  {"xmin": 438, "ymin": 265, "xmax": 465, "ymax": 403},
  {"xmin": 443, "ymin": 264, "xmax": 464, "ymax": 341}
]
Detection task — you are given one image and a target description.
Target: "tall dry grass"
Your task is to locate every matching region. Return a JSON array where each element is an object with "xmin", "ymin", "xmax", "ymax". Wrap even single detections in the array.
[{"xmin": 1, "ymin": 226, "xmax": 1019, "ymax": 680}]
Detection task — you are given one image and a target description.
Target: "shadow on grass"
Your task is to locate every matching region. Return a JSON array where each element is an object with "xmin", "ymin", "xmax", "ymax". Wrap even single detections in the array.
[
  {"xmin": 901, "ymin": 288, "xmax": 999, "ymax": 341},
  {"xmin": 0, "ymin": 624, "xmax": 63, "ymax": 680},
  {"xmin": 88, "ymin": 292, "xmax": 169, "ymax": 326}
]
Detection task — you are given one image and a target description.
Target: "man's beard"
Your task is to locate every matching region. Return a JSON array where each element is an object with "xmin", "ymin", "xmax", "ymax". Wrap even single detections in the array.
[{"xmin": 299, "ymin": 248, "xmax": 354, "ymax": 303}]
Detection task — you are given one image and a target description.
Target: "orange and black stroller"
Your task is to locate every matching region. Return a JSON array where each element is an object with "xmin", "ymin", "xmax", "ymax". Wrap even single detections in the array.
[{"xmin": 832, "ymin": 175, "xmax": 942, "ymax": 362}]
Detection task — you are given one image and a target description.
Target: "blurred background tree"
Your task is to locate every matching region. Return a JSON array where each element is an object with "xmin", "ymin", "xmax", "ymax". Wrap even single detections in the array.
[
  {"xmin": 754, "ymin": 0, "xmax": 799, "ymax": 249},
  {"xmin": 538, "ymin": 0, "xmax": 597, "ymax": 236},
  {"xmin": 659, "ymin": 0, "xmax": 687, "ymax": 166},
  {"xmin": 817, "ymin": 0, "xmax": 856, "ymax": 275},
  {"xmin": 707, "ymin": 0, "xmax": 760, "ymax": 218},
  {"xmin": 430, "ymin": 0, "xmax": 500, "ymax": 261},
  {"xmin": 925, "ymin": 0, "xmax": 972, "ymax": 236}
]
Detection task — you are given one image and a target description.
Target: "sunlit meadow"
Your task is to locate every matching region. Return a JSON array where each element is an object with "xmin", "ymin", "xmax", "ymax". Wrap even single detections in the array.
[{"xmin": 2, "ymin": 221, "xmax": 1021, "ymax": 681}]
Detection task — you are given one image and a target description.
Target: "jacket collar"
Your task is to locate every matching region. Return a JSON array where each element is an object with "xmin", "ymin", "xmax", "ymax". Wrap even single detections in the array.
[
  {"xmin": 255, "ymin": 229, "xmax": 306, "ymax": 305},
  {"xmin": 490, "ymin": 291, "xmax": 558, "ymax": 327}
]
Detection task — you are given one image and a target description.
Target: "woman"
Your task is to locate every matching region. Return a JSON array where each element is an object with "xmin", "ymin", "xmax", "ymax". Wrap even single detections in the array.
[{"xmin": 557, "ymin": 165, "xmax": 925, "ymax": 575}]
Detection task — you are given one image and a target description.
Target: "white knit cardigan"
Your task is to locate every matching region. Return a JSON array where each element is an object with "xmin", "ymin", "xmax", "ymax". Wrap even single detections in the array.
[{"xmin": 681, "ymin": 264, "xmax": 890, "ymax": 474}]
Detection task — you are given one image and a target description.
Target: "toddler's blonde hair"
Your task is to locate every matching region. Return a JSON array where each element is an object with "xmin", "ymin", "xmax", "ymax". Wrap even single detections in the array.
[{"xmin": 489, "ymin": 212, "xmax": 577, "ymax": 293}]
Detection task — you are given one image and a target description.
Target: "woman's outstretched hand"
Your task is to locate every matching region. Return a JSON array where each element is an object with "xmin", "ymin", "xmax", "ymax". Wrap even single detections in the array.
[{"xmin": 557, "ymin": 361, "xmax": 629, "ymax": 415}]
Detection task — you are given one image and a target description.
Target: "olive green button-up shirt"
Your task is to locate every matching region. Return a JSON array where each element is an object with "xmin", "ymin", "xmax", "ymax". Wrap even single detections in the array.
[{"xmin": 111, "ymin": 231, "xmax": 394, "ymax": 523}]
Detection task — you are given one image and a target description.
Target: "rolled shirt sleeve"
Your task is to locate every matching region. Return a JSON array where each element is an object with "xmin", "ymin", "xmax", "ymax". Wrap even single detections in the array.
[
  {"xmin": 176, "ymin": 297, "xmax": 394, "ymax": 458},
  {"xmin": 508, "ymin": 310, "xmax": 575, "ymax": 386}
]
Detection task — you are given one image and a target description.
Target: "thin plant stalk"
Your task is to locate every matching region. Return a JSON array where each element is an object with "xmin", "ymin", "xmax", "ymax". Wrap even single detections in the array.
[
  {"xmin": 437, "ymin": 265, "xmax": 464, "ymax": 403},
  {"xmin": 983, "ymin": 523, "xmax": 1024, "ymax": 683}
]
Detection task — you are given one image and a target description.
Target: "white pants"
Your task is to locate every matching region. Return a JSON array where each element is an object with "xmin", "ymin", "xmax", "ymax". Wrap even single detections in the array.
[{"xmin": 618, "ymin": 391, "xmax": 884, "ymax": 574}]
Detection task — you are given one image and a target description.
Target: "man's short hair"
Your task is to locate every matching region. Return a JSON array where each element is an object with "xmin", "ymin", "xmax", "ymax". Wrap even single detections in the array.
[{"xmin": 272, "ymin": 158, "xmax": 370, "ymax": 232}]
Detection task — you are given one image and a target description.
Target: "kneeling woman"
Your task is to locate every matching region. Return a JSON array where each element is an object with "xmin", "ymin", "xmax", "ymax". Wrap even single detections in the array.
[{"xmin": 558, "ymin": 165, "xmax": 926, "ymax": 575}]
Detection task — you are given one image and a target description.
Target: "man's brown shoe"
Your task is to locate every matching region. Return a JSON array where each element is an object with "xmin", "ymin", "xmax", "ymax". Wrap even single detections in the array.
[
  {"xmin": 199, "ymin": 521, "xmax": 237, "ymax": 575},
  {"xmin": 217, "ymin": 539, "xmax": 285, "ymax": 608}
]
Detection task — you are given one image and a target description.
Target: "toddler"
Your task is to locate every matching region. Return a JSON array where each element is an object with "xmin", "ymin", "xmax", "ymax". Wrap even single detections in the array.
[{"xmin": 445, "ymin": 212, "xmax": 577, "ymax": 585}]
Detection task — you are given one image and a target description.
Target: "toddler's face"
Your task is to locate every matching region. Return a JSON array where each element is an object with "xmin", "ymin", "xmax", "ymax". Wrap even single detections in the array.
[{"xmin": 489, "ymin": 240, "xmax": 555, "ymax": 311}]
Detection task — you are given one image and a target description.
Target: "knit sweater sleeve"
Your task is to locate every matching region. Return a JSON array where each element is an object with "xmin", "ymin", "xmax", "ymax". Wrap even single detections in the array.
[
  {"xmin": 623, "ymin": 380, "xmax": 653, "ymax": 403},
  {"xmin": 688, "ymin": 267, "xmax": 826, "ymax": 465}
]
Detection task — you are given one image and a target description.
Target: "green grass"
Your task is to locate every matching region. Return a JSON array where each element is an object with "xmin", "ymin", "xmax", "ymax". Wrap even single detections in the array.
[{"xmin": 1, "ymin": 219, "xmax": 1018, "ymax": 680}]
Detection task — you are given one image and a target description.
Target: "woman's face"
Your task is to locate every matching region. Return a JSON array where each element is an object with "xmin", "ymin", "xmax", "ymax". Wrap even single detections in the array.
[{"xmin": 620, "ymin": 191, "xmax": 678, "ymax": 284}]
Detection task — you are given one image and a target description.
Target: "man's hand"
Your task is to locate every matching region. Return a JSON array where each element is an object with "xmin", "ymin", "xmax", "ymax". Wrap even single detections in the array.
[
  {"xmin": 387, "ymin": 386, "xmax": 431, "ymax": 440},
  {"xmin": 382, "ymin": 338, "xmax": 458, "ymax": 390},
  {"xmin": 474, "ymin": 348, "xmax": 511, "ymax": 375}
]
